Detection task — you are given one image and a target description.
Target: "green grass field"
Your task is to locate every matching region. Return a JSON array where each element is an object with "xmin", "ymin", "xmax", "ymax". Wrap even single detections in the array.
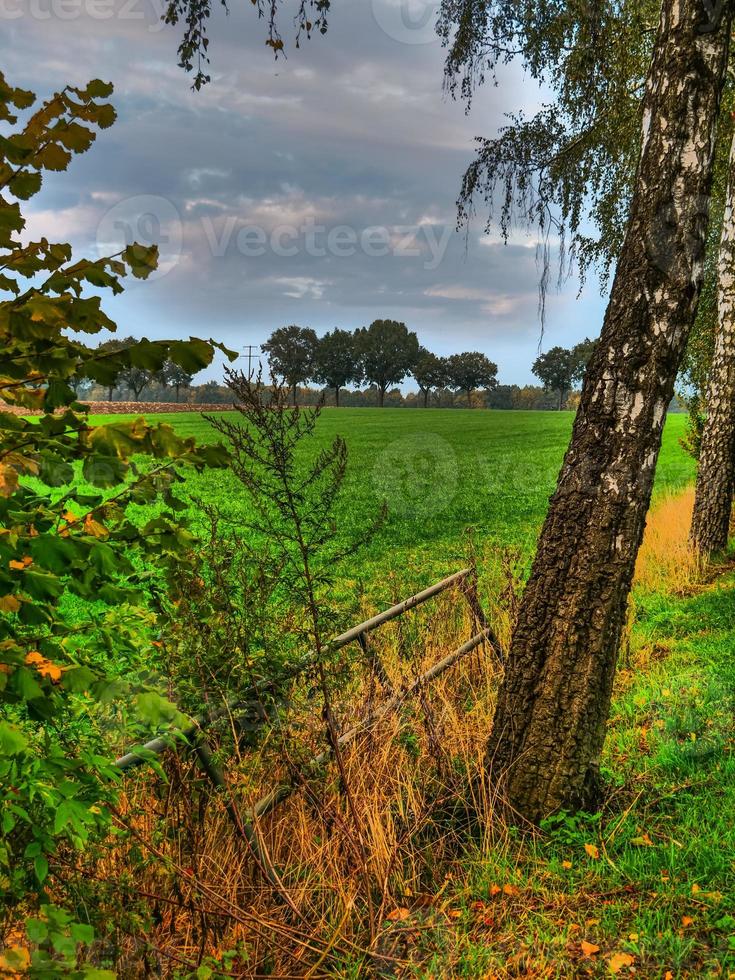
[
  {"xmin": 79, "ymin": 407, "xmax": 735, "ymax": 977},
  {"xmin": 92, "ymin": 408, "xmax": 694, "ymax": 599},
  {"xmin": 389, "ymin": 572, "xmax": 735, "ymax": 977}
]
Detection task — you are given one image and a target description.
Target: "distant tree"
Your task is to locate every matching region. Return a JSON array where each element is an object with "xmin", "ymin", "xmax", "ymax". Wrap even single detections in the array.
[
  {"xmin": 485, "ymin": 384, "xmax": 517, "ymax": 410},
  {"xmin": 96, "ymin": 336, "xmax": 134, "ymax": 400},
  {"xmin": 531, "ymin": 347, "xmax": 574, "ymax": 410},
  {"xmin": 69, "ymin": 375, "xmax": 94, "ymax": 398},
  {"xmin": 263, "ymin": 325, "xmax": 318, "ymax": 405},
  {"xmin": 195, "ymin": 379, "xmax": 231, "ymax": 404},
  {"xmin": 161, "ymin": 359, "xmax": 194, "ymax": 402},
  {"xmin": 413, "ymin": 348, "xmax": 449, "ymax": 408},
  {"xmin": 446, "ymin": 351, "xmax": 498, "ymax": 407},
  {"xmin": 118, "ymin": 364, "xmax": 154, "ymax": 400},
  {"xmin": 97, "ymin": 335, "xmax": 164, "ymax": 401},
  {"xmin": 355, "ymin": 319, "xmax": 419, "ymax": 408},
  {"xmin": 312, "ymin": 328, "xmax": 362, "ymax": 406},
  {"xmin": 571, "ymin": 337, "xmax": 596, "ymax": 385},
  {"xmin": 532, "ymin": 340, "xmax": 595, "ymax": 410}
]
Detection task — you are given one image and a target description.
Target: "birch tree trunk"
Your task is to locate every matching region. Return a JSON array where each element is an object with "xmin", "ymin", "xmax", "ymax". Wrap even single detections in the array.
[
  {"xmin": 486, "ymin": 0, "xmax": 733, "ymax": 825},
  {"xmin": 690, "ymin": 132, "xmax": 735, "ymax": 554}
]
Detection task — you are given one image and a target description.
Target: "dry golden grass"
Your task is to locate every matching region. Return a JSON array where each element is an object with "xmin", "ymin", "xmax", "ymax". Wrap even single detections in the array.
[
  {"xmin": 74, "ymin": 586, "xmax": 502, "ymax": 977},
  {"xmin": 633, "ymin": 487, "xmax": 703, "ymax": 595},
  {"xmin": 60, "ymin": 489, "xmax": 708, "ymax": 977}
]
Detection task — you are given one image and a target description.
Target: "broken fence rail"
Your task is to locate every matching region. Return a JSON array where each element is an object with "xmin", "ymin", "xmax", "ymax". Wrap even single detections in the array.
[
  {"xmin": 247, "ymin": 625, "xmax": 498, "ymax": 823},
  {"xmin": 115, "ymin": 566, "xmax": 475, "ymax": 771}
]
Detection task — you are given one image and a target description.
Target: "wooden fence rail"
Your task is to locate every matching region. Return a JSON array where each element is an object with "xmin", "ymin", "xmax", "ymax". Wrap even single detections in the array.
[
  {"xmin": 111, "ymin": 566, "xmax": 502, "ymax": 895},
  {"xmin": 115, "ymin": 567, "xmax": 474, "ymax": 771}
]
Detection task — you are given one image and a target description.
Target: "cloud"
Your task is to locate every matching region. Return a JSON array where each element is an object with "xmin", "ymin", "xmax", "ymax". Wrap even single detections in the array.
[{"xmin": 4, "ymin": 0, "xmax": 607, "ymax": 384}]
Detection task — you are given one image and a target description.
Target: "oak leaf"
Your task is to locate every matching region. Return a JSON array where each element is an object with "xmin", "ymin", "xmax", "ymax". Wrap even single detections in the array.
[
  {"xmin": 386, "ymin": 907, "xmax": 410, "ymax": 922},
  {"xmin": 607, "ymin": 952, "xmax": 635, "ymax": 973}
]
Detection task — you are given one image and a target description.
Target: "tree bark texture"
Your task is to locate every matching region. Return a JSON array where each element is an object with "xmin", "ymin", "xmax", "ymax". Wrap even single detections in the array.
[
  {"xmin": 486, "ymin": 0, "xmax": 733, "ymax": 825},
  {"xmin": 690, "ymin": 130, "xmax": 735, "ymax": 554}
]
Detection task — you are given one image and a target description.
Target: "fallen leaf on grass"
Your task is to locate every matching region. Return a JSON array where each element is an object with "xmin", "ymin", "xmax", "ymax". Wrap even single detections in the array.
[
  {"xmin": 562, "ymin": 860, "xmax": 573, "ymax": 869},
  {"xmin": 681, "ymin": 915, "xmax": 694, "ymax": 928},
  {"xmin": 607, "ymin": 951, "xmax": 635, "ymax": 973},
  {"xmin": 630, "ymin": 833, "xmax": 654, "ymax": 847},
  {"xmin": 581, "ymin": 940, "xmax": 600, "ymax": 957},
  {"xmin": 489, "ymin": 883, "xmax": 520, "ymax": 897},
  {"xmin": 386, "ymin": 907, "xmax": 410, "ymax": 922},
  {"xmin": 585, "ymin": 843, "xmax": 600, "ymax": 859}
]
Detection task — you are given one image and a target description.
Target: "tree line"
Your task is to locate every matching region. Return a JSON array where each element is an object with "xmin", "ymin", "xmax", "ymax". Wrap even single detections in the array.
[
  {"xmin": 262, "ymin": 320, "xmax": 498, "ymax": 407},
  {"xmin": 82, "ymin": 325, "xmax": 597, "ymax": 410},
  {"xmin": 262, "ymin": 321, "xmax": 597, "ymax": 409}
]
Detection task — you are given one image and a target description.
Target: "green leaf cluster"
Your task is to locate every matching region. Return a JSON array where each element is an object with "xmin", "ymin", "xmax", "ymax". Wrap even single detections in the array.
[{"xmin": 0, "ymin": 71, "xmax": 236, "ymax": 957}]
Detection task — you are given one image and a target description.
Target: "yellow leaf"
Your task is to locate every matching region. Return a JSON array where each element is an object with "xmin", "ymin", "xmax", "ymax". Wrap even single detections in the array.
[
  {"xmin": 581, "ymin": 940, "xmax": 600, "ymax": 957},
  {"xmin": 386, "ymin": 907, "xmax": 409, "ymax": 922},
  {"xmin": 0, "ymin": 945, "xmax": 30, "ymax": 974},
  {"xmin": 0, "ymin": 595, "xmax": 20, "ymax": 613},
  {"xmin": 83, "ymin": 515, "xmax": 108, "ymax": 539},
  {"xmin": 682, "ymin": 915, "xmax": 694, "ymax": 928},
  {"xmin": 630, "ymin": 833, "xmax": 654, "ymax": 847},
  {"xmin": 502, "ymin": 883, "xmax": 520, "ymax": 896},
  {"xmin": 664, "ymin": 972, "xmax": 674, "ymax": 980},
  {"xmin": 691, "ymin": 883, "xmax": 701, "ymax": 894},
  {"xmin": 25, "ymin": 651, "xmax": 62, "ymax": 683},
  {"xmin": 447, "ymin": 908, "xmax": 462, "ymax": 919},
  {"xmin": 8, "ymin": 557, "xmax": 31, "ymax": 570},
  {"xmin": 584, "ymin": 843, "xmax": 600, "ymax": 859},
  {"xmin": 562, "ymin": 860, "xmax": 573, "ymax": 869},
  {"xmin": 608, "ymin": 951, "xmax": 635, "ymax": 973},
  {"xmin": 37, "ymin": 661, "xmax": 62, "ymax": 682},
  {"xmin": 0, "ymin": 464, "xmax": 19, "ymax": 499},
  {"xmin": 489, "ymin": 884, "xmax": 501, "ymax": 896}
]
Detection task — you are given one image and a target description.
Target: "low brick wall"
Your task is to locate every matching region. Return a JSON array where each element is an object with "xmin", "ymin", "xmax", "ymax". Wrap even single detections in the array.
[
  {"xmin": 82, "ymin": 401, "xmax": 236, "ymax": 414},
  {"xmin": 3, "ymin": 401, "xmax": 236, "ymax": 416}
]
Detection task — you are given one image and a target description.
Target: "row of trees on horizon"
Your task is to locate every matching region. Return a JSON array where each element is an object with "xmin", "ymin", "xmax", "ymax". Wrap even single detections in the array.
[
  {"xmin": 261, "ymin": 321, "xmax": 597, "ymax": 408},
  {"xmin": 82, "ymin": 322, "xmax": 597, "ymax": 410}
]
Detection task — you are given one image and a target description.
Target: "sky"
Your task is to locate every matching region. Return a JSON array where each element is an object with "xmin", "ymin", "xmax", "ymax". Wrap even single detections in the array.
[{"xmin": 4, "ymin": 0, "xmax": 609, "ymax": 386}]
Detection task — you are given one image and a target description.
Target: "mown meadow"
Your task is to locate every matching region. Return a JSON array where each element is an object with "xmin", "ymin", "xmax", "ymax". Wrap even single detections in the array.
[
  {"xmin": 21, "ymin": 404, "xmax": 735, "ymax": 978},
  {"xmin": 90, "ymin": 408, "xmax": 695, "ymax": 599}
]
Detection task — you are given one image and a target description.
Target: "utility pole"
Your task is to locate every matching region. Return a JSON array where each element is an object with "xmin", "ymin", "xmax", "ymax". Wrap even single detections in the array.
[{"xmin": 243, "ymin": 345, "xmax": 261, "ymax": 379}]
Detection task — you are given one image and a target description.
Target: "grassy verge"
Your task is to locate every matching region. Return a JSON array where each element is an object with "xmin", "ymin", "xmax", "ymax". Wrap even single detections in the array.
[{"xmin": 374, "ymin": 494, "xmax": 735, "ymax": 980}]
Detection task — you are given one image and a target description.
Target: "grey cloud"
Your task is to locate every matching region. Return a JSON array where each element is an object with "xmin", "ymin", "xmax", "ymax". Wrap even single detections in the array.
[{"xmin": 6, "ymin": 0, "xmax": 607, "ymax": 384}]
